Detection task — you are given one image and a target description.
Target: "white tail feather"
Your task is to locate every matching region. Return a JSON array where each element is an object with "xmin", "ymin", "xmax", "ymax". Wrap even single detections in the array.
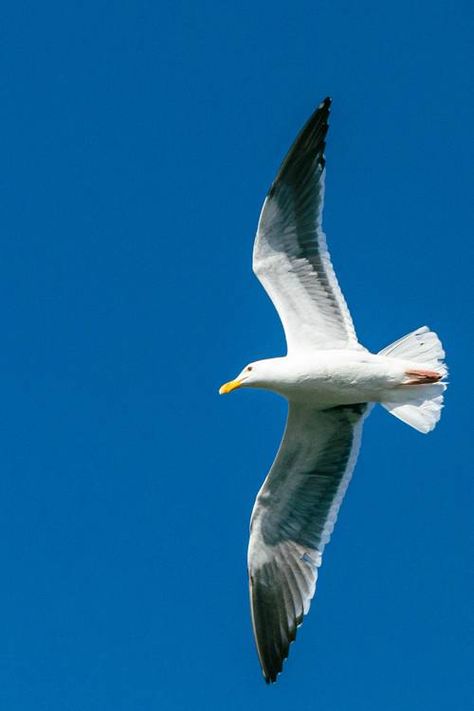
[
  {"xmin": 379, "ymin": 326, "xmax": 448, "ymax": 434},
  {"xmin": 382, "ymin": 383, "xmax": 446, "ymax": 433},
  {"xmin": 379, "ymin": 325, "xmax": 447, "ymax": 378}
]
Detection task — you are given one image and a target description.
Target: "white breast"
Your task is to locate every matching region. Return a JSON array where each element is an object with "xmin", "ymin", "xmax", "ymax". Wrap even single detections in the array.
[{"xmin": 271, "ymin": 351, "xmax": 406, "ymax": 406}]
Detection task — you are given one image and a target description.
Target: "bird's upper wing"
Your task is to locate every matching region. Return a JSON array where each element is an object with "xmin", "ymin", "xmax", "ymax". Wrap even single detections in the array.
[
  {"xmin": 248, "ymin": 401, "xmax": 369, "ymax": 683},
  {"xmin": 253, "ymin": 98, "xmax": 361, "ymax": 353}
]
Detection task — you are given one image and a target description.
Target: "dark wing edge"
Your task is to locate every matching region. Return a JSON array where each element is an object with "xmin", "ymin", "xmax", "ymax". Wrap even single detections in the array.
[
  {"xmin": 248, "ymin": 402, "xmax": 369, "ymax": 683},
  {"xmin": 270, "ymin": 96, "xmax": 331, "ymax": 194}
]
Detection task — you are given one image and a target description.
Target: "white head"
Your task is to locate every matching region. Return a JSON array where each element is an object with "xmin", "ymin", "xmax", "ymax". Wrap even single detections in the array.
[{"xmin": 219, "ymin": 358, "xmax": 283, "ymax": 395}]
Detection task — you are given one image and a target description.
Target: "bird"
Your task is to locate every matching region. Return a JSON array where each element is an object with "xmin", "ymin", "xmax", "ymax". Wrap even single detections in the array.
[{"xmin": 218, "ymin": 97, "xmax": 448, "ymax": 683}]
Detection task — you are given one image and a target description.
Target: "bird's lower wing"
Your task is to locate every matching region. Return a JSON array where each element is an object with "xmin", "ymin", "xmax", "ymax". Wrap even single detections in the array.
[{"xmin": 248, "ymin": 401, "xmax": 369, "ymax": 683}]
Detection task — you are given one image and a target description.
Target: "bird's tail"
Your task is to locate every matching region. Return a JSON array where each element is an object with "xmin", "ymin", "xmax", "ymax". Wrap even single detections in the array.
[{"xmin": 378, "ymin": 326, "xmax": 448, "ymax": 434}]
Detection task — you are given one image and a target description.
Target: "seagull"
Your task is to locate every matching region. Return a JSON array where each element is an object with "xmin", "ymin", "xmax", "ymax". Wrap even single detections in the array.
[{"xmin": 219, "ymin": 98, "xmax": 448, "ymax": 683}]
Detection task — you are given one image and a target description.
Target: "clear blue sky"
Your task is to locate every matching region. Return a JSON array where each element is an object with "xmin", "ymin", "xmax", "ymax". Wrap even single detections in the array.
[{"xmin": 0, "ymin": 1, "xmax": 472, "ymax": 709}]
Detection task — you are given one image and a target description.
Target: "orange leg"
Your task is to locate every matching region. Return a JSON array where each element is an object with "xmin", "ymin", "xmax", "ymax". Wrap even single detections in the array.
[{"xmin": 404, "ymin": 369, "xmax": 442, "ymax": 385}]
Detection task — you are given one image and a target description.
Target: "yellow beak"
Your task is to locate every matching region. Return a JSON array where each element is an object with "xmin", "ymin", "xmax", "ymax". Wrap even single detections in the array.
[{"xmin": 219, "ymin": 379, "xmax": 242, "ymax": 395}]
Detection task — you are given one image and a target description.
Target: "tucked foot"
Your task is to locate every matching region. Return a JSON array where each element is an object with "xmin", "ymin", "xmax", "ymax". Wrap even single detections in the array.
[{"xmin": 404, "ymin": 368, "xmax": 443, "ymax": 385}]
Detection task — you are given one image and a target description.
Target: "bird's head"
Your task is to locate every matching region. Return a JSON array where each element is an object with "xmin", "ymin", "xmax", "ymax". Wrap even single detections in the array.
[
  {"xmin": 219, "ymin": 359, "xmax": 283, "ymax": 395},
  {"xmin": 219, "ymin": 362, "xmax": 257, "ymax": 394}
]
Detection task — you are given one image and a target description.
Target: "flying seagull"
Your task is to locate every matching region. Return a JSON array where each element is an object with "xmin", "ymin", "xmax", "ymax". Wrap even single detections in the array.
[{"xmin": 219, "ymin": 98, "xmax": 448, "ymax": 683}]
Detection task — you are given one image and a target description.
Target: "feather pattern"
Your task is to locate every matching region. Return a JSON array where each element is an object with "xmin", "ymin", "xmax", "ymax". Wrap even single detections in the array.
[
  {"xmin": 248, "ymin": 402, "xmax": 368, "ymax": 682},
  {"xmin": 253, "ymin": 98, "xmax": 361, "ymax": 353}
]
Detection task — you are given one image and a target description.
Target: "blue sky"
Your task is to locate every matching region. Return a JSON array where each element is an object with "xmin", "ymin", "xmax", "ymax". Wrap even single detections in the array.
[{"xmin": 0, "ymin": 1, "xmax": 472, "ymax": 708}]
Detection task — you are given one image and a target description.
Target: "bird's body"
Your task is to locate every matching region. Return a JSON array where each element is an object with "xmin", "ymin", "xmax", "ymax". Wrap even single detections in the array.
[
  {"xmin": 219, "ymin": 98, "xmax": 448, "ymax": 683},
  {"xmin": 245, "ymin": 350, "xmax": 432, "ymax": 406}
]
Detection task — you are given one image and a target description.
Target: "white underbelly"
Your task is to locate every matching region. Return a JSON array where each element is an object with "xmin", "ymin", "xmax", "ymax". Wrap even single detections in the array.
[{"xmin": 275, "ymin": 353, "xmax": 406, "ymax": 406}]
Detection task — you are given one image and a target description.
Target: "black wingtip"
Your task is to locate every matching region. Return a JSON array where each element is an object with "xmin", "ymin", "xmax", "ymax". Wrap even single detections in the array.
[
  {"xmin": 264, "ymin": 669, "xmax": 279, "ymax": 684},
  {"xmin": 316, "ymin": 97, "xmax": 331, "ymax": 117},
  {"xmin": 269, "ymin": 96, "xmax": 332, "ymax": 191}
]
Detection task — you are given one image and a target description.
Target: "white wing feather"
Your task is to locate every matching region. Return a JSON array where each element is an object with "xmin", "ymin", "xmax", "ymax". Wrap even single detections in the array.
[
  {"xmin": 253, "ymin": 98, "xmax": 361, "ymax": 353},
  {"xmin": 248, "ymin": 402, "xmax": 368, "ymax": 682}
]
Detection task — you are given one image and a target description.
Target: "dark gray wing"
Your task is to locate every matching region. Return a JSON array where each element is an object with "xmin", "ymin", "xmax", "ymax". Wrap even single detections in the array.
[
  {"xmin": 253, "ymin": 98, "xmax": 361, "ymax": 353},
  {"xmin": 247, "ymin": 401, "xmax": 369, "ymax": 683}
]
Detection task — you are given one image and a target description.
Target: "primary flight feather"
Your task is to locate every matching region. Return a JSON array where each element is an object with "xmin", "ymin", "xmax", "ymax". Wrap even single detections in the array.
[{"xmin": 219, "ymin": 98, "xmax": 447, "ymax": 683}]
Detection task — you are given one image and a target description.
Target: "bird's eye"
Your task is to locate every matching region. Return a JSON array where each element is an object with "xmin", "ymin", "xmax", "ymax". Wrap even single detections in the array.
[{"xmin": 247, "ymin": 366, "xmax": 253, "ymax": 371}]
